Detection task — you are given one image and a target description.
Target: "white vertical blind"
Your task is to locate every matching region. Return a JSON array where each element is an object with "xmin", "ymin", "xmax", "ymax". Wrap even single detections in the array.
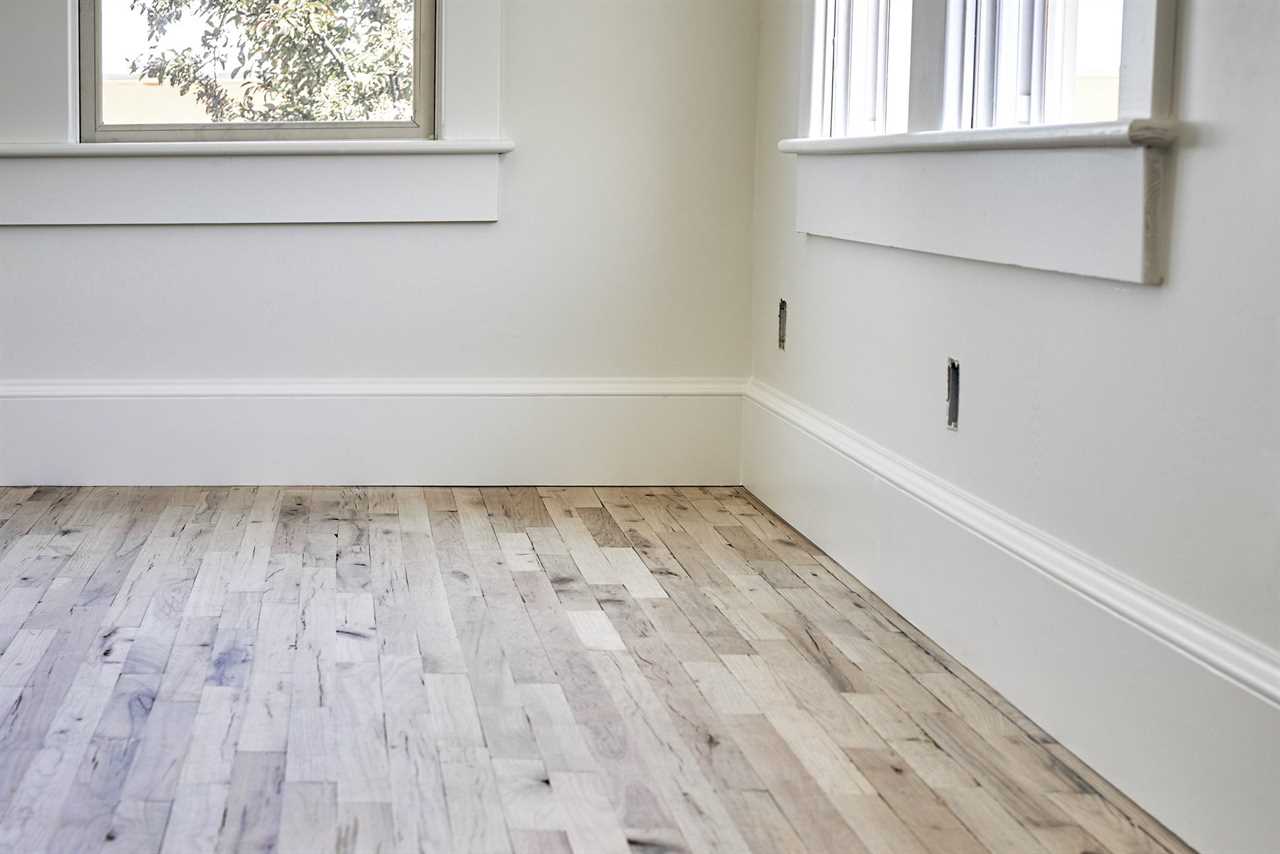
[
  {"xmin": 1029, "ymin": 0, "xmax": 1048, "ymax": 121},
  {"xmin": 810, "ymin": 0, "xmax": 835, "ymax": 136},
  {"xmin": 1006, "ymin": 0, "xmax": 1049, "ymax": 124},
  {"xmin": 867, "ymin": 0, "xmax": 889, "ymax": 128},
  {"xmin": 942, "ymin": 0, "xmax": 968, "ymax": 128},
  {"xmin": 810, "ymin": 0, "xmax": 910, "ymax": 137},
  {"xmin": 832, "ymin": 0, "xmax": 853, "ymax": 133},
  {"xmin": 1016, "ymin": 0, "xmax": 1036, "ymax": 121},
  {"xmin": 809, "ymin": 0, "xmax": 1126, "ymax": 139},
  {"xmin": 947, "ymin": 0, "xmax": 1116, "ymax": 131},
  {"xmin": 973, "ymin": 0, "xmax": 998, "ymax": 127}
]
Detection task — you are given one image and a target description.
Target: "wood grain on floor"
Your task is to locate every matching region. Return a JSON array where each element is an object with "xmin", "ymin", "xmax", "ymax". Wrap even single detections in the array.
[{"xmin": 0, "ymin": 486, "xmax": 1194, "ymax": 854}]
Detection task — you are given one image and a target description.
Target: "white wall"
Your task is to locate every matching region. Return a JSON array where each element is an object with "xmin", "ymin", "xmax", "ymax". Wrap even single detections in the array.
[
  {"xmin": 4, "ymin": 0, "xmax": 1279, "ymax": 846},
  {"xmin": 0, "ymin": 0, "xmax": 758, "ymax": 383},
  {"xmin": 0, "ymin": 0, "xmax": 759, "ymax": 485},
  {"xmin": 750, "ymin": 0, "xmax": 1280, "ymax": 674},
  {"xmin": 746, "ymin": 0, "xmax": 1280, "ymax": 850}
]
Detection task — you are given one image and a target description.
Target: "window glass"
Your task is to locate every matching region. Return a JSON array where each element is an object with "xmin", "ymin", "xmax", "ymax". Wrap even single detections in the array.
[
  {"xmin": 812, "ymin": 0, "xmax": 1129, "ymax": 138},
  {"xmin": 97, "ymin": 0, "xmax": 418, "ymax": 127}
]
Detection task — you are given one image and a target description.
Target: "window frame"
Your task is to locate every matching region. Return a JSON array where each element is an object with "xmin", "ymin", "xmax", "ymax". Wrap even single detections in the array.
[
  {"xmin": 805, "ymin": 0, "xmax": 1174, "ymax": 141},
  {"xmin": 78, "ymin": 0, "xmax": 437, "ymax": 143},
  {"xmin": 783, "ymin": 0, "xmax": 1178, "ymax": 285}
]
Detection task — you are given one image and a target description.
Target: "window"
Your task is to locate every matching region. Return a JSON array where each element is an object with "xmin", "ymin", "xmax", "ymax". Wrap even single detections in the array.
[
  {"xmin": 79, "ymin": 0, "xmax": 436, "ymax": 142},
  {"xmin": 810, "ymin": 0, "xmax": 912, "ymax": 137},
  {"xmin": 786, "ymin": 0, "xmax": 1176, "ymax": 284},
  {"xmin": 948, "ymin": 0, "xmax": 1123, "ymax": 129},
  {"xmin": 811, "ymin": 0, "xmax": 1135, "ymax": 138}
]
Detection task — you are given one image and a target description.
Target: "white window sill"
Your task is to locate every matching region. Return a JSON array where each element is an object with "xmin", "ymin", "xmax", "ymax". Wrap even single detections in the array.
[
  {"xmin": 0, "ymin": 139, "xmax": 513, "ymax": 225},
  {"xmin": 778, "ymin": 119, "xmax": 1177, "ymax": 156},
  {"xmin": 779, "ymin": 120, "xmax": 1179, "ymax": 284},
  {"xmin": 0, "ymin": 138, "xmax": 514, "ymax": 158}
]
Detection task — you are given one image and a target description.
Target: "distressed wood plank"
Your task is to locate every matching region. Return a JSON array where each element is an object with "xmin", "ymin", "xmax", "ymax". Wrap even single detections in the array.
[{"xmin": 0, "ymin": 488, "xmax": 1187, "ymax": 854}]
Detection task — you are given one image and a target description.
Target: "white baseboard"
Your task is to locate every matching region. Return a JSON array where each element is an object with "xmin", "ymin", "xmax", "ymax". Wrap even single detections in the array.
[
  {"xmin": 742, "ymin": 381, "xmax": 1280, "ymax": 854},
  {"xmin": 0, "ymin": 377, "xmax": 745, "ymax": 486},
  {"xmin": 5, "ymin": 373, "xmax": 1278, "ymax": 849}
]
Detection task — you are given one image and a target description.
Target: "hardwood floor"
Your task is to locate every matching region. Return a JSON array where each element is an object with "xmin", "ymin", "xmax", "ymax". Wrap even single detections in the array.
[{"xmin": 0, "ymin": 486, "xmax": 1192, "ymax": 854}]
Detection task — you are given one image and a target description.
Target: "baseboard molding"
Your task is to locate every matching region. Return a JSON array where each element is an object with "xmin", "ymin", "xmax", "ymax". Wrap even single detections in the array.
[
  {"xmin": 0, "ymin": 377, "xmax": 747, "ymax": 399},
  {"xmin": 0, "ymin": 377, "xmax": 746, "ymax": 486},
  {"xmin": 742, "ymin": 380, "xmax": 1280, "ymax": 854},
  {"xmin": 743, "ymin": 380, "xmax": 1280, "ymax": 708},
  {"xmin": 5, "ymin": 373, "xmax": 1278, "ymax": 848}
]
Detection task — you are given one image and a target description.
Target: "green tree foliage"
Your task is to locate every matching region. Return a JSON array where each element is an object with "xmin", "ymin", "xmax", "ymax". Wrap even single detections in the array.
[{"xmin": 128, "ymin": 0, "xmax": 416, "ymax": 122}]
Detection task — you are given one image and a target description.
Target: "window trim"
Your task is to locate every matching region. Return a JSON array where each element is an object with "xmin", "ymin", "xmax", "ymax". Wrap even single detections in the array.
[
  {"xmin": 799, "ymin": 0, "xmax": 1176, "ymax": 145},
  {"xmin": 0, "ymin": 0, "xmax": 507, "ymax": 225},
  {"xmin": 781, "ymin": 0, "xmax": 1179, "ymax": 285},
  {"xmin": 780, "ymin": 117, "xmax": 1175, "ymax": 156},
  {"xmin": 78, "ymin": 0, "xmax": 437, "ymax": 143}
]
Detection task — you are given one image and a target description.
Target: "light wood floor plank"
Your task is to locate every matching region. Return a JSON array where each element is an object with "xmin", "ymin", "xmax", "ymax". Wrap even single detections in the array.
[
  {"xmin": 0, "ymin": 487, "xmax": 1190, "ymax": 854},
  {"xmin": 278, "ymin": 781, "xmax": 336, "ymax": 854},
  {"xmin": 217, "ymin": 751, "xmax": 287, "ymax": 854}
]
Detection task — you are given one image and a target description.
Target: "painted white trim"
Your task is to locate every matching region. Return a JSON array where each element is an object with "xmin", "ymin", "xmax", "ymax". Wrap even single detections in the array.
[
  {"xmin": 79, "ymin": 0, "xmax": 437, "ymax": 144},
  {"xmin": 788, "ymin": 141, "xmax": 1167, "ymax": 284},
  {"xmin": 0, "ymin": 377, "xmax": 747, "ymax": 400},
  {"xmin": 0, "ymin": 0, "xmax": 78, "ymax": 143},
  {"xmin": 0, "ymin": 139, "xmax": 514, "ymax": 158},
  {"xmin": 0, "ymin": 151, "xmax": 504, "ymax": 225},
  {"xmin": 1119, "ymin": 0, "xmax": 1177, "ymax": 120},
  {"xmin": 0, "ymin": 377, "xmax": 747, "ymax": 487},
  {"xmin": 779, "ymin": 118, "xmax": 1176, "ymax": 155},
  {"xmin": 4, "ymin": 0, "xmax": 503, "ymax": 146},
  {"xmin": 1, "ymin": 0, "xmax": 507, "ymax": 223},
  {"xmin": 437, "ymin": 0, "xmax": 503, "ymax": 139},
  {"xmin": 744, "ymin": 378, "xmax": 1280, "ymax": 710}
]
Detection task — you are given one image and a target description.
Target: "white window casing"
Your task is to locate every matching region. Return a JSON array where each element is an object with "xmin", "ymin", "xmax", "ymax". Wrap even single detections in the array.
[
  {"xmin": 784, "ymin": 0, "xmax": 1179, "ymax": 286},
  {"xmin": 1119, "ymin": 0, "xmax": 1176, "ymax": 119},
  {"xmin": 0, "ymin": 0, "xmax": 511, "ymax": 224},
  {"xmin": 808, "ymin": 0, "xmax": 1174, "ymax": 138},
  {"xmin": 78, "ymin": 0, "xmax": 438, "ymax": 143}
]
